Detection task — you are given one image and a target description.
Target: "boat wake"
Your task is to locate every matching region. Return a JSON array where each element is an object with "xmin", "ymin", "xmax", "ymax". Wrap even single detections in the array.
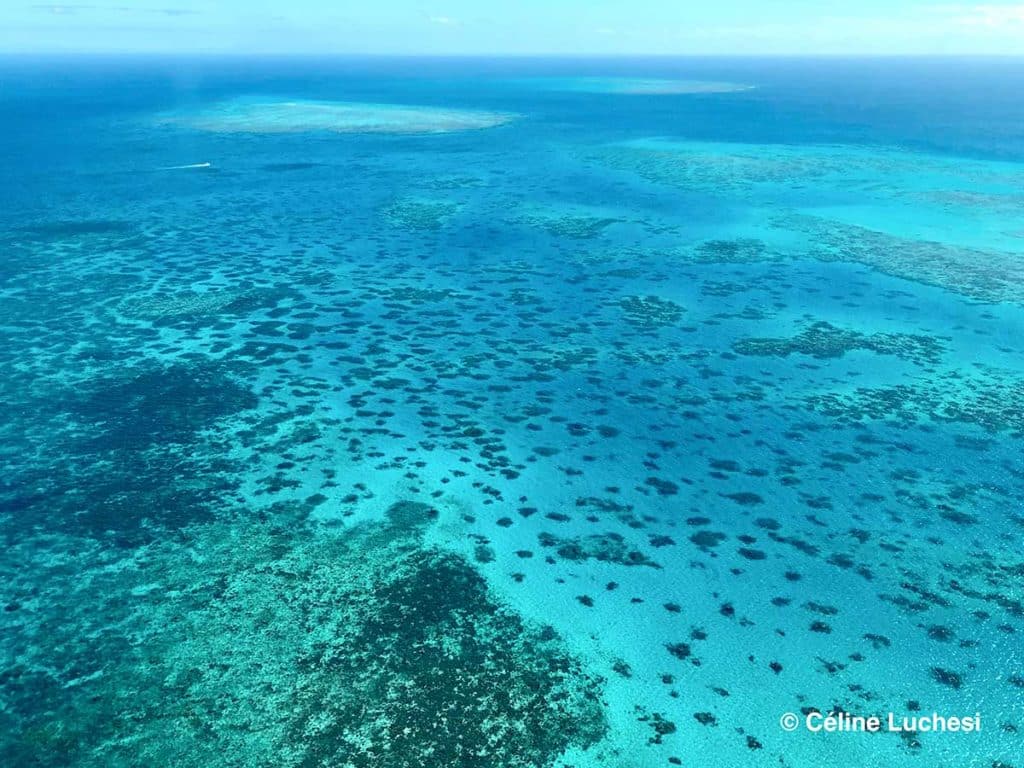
[{"xmin": 157, "ymin": 162, "xmax": 212, "ymax": 170}]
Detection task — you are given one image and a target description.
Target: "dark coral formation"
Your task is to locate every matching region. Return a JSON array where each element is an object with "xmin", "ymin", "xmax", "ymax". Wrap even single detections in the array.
[
  {"xmin": 0, "ymin": 502, "xmax": 606, "ymax": 768},
  {"xmin": 538, "ymin": 531, "xmax": 661, "ymax": 568},
  {"xmin": 291, "ymin": 549, "xmax": 605, "ymax": 767},
  {"xmin": 734, "ymin": 321, "xmax": 946, "ymax": 366},
  {"xmin": 693, "ymin": 238, "xmax": 771, "ymax": 264},
  {"xmin": 518, "ymin": 211, "xmax": 622, "ymax": 239},
  {"xmin": 2, "ymin": 359, "xmax": 256, "ymax": 545},
  {"xmin": 807, "ymin": 368, "xmax": 1024, "ymax": 434},
  {"xmin": 382, "ymin": 198, "xmax": 459, "ymax": 231},
  {"xmin": 619, "ymin": 295, "xmax": 686, "ymax": 329},
  {"xmin": 781, "ymin": 212, "xmax": 1024, "ymax": 305}
]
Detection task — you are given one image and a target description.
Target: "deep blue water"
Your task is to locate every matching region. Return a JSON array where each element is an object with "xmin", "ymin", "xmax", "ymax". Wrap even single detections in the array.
[{"xmin": 1, "ymin": 56, "xmax": 1023, "ymax": 768}]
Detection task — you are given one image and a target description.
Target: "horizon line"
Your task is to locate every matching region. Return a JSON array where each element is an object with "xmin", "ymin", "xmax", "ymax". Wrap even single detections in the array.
[{"xmin": 3, "ymin": 51, "xmax": 1024, "ymax": 58}]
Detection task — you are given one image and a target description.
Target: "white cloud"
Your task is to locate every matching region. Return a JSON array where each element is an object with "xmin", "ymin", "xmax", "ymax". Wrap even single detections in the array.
[
  {"xmin": 33, "ymin": 4, "xmax": 199, "ymax": 16},
  {"xmin": 949, "ymin": 4, "xmax": 1024, "ymax": 26},
  {"xmin": 673, "ymin": 4, "xmax": 1024, "ymax": 53},
  {"xmin": 428, "ymin": 15, "xmax": 458, "ymax": 26}
]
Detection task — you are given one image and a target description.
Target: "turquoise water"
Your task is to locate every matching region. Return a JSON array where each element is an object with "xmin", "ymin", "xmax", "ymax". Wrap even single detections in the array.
[{"xmin": 1, "ymin": 56, "xmax": 1023, "ymax": 767}]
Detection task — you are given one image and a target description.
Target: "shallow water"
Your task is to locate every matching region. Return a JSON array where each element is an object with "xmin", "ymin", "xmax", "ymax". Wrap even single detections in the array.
[{"xmin": 1, "ymin": 56, "xmax": 1023, "ymax": 767}]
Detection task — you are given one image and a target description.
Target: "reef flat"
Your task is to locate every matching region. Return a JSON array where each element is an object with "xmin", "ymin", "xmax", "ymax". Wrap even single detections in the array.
[{"xmin": 158, "ymin": 97, "xmax": 516, "ymax": 135}]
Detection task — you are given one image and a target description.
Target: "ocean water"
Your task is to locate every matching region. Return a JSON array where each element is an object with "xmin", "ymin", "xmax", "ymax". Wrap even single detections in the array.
[{"xmin": 1, "ymin": 55, "xmax": 1023, "ymax": 767}]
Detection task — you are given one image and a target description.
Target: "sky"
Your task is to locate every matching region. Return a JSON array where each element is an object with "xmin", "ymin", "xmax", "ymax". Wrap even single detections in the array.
[{"xmin": 1, "ymin": 1, "xmax": 1023, "ymax": 55}]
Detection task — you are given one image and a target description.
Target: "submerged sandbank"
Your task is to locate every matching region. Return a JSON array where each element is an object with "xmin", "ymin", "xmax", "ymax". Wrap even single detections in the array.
[{"xmin": 158, "ymin": 97, "xmax": 516, "ymax": 135}]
